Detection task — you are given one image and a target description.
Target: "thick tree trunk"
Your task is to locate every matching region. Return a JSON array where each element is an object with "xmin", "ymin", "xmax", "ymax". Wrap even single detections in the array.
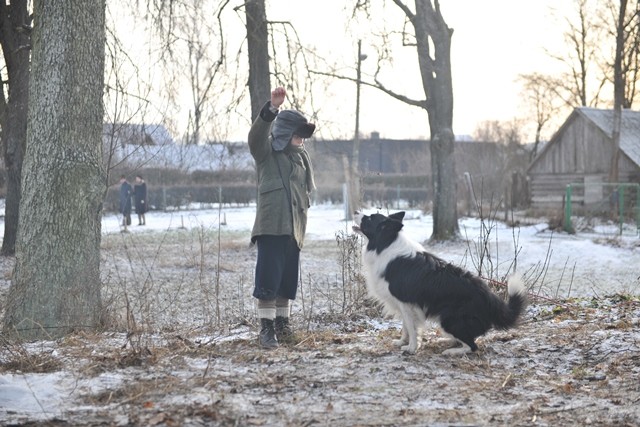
[
  {"xmin": 0, "ymin": 1, "xmax": 31, "ymax": 256},
  {"xmin": 245, "ymin": 0, "xmax": 271, "ymax": 121},
  {"xmin": 430, "ymin": 128, "xmax": 458, "ymax": 240},
  {"xmin": 3, "ymin": 0, "xmax": 106, "ymax": 340},
  {"xmin": 413, "ymin": 0, "xmax": 458, "ymax": 241}
]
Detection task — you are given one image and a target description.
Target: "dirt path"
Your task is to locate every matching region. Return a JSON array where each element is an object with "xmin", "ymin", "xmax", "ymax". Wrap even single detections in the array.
[
  {"xmin": 1, "ymin": 231, "xmax": 639, "ymax": 426},
  {"xmin": 2, "ymin": 296, "xmax": 638, "ymax": 426}
]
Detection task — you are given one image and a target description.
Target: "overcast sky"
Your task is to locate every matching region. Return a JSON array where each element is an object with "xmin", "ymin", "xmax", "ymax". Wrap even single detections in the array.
[
  {"xmin": 111, "ymin": 1, "xmax": 578, "ymax": 143},
  {"xmin": 264, "ymin": 1, "xmax": 570, "ymax": 142}
]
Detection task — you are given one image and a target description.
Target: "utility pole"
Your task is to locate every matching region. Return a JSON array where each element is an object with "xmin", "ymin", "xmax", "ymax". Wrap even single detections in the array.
[{"xmin": 347, "ymin": 40, "xmax": 367, "ymax": 218}]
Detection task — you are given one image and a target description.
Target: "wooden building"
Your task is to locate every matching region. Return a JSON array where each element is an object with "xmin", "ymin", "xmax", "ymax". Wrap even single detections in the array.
[
  {"xmin": 308, "ymin": 135, "xmax": 527, "ymax": 209},
  {"xmin": 528, "ymin": 107, "xmax": 640, "ymax": 213}
]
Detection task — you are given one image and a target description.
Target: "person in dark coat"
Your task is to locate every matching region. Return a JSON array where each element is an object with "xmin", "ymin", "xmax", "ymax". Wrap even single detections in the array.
[
  {"xmin": 119, "ymin": 175, "xmax": 133, "ymax": 231},
  {"xmin": 248, "ymin": 86, "xmax": 316, "ymax": 350},
  {"xmin": 134, "ymin": 175, "xmax": 148, "ymax": 226}
]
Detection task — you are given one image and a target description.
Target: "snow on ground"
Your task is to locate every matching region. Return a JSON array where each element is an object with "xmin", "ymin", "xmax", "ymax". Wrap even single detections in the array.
[
  {"xmin": 98, "ymin": 203, "xmax": 640, "ymax": 298},
  {"xmin": 0, "ymin": 203, "xmax": 639, "ymax": 425}
]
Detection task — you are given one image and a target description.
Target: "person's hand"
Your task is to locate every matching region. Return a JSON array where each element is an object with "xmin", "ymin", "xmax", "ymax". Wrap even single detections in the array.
[{"xmin": 271, "ymin": 87, "xmax": 286, "ymax": 109}]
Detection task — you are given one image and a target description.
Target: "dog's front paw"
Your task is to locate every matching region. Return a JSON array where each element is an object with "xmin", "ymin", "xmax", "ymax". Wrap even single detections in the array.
[
  {"xmin": 401, "ymin": 344, "xmax": 418, "ymax": 355},
  {"xmin": 392, "ymin": 338, "xmax": 408, "ymax": 347}
]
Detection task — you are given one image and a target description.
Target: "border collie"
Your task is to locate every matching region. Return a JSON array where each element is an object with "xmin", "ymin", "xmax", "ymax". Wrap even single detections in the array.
[{"xmin": 353, "ymin": 211, "xmax": 527, "ymax": 355}]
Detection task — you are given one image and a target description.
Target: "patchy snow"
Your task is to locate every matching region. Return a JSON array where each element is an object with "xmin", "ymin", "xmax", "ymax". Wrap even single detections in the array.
[
  {"xmin": 1, "ymin": 204, "xmax": 639, "ymax": 425},
  {"xmin": 98, "ymin": 203, "xmax": 640, "ymax": 297}
]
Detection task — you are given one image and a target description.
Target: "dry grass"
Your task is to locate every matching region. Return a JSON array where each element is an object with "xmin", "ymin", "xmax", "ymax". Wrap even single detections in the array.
[{"xmin": 1, "ymin": 222, "xmax": 640, "ymax": 425}]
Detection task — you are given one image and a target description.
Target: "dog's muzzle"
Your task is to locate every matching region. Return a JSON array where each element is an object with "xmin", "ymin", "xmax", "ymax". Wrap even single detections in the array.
[{"xmin": 352, "ymin": 211, "xmax": 363, "ymax": 233}]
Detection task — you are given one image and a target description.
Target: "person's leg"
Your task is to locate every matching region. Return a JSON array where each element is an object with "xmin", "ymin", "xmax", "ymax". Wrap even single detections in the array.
[
  {"xmin": 277, "ymin": 237, "xmax": 300, "ymax": 300},
  {"xmin": 274, "ymin": 238, "xmax": 300, "ymax": 343},
  {"xmin": 275, "ymin": 296, "xmax": 295, "ymax": 344},
  {"xmin": 253, "ymin": 235, "xmax": 289, "ymax": 349},
  {"xmin": 257, "ymin": 299, "xmax": 277, "ymax": 349},
  {"xmin": 253, "ymin": 235, "xmax": 288, "ymax": 300}
]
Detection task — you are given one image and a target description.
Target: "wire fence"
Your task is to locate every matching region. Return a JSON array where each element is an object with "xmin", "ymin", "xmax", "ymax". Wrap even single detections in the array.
[{"xmin": 563, "ymin": 183, "xmax": 640, "ymax": 236}]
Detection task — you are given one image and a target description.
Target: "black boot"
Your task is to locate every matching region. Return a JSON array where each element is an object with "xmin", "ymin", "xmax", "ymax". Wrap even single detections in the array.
[
  {"xmin": 275, "ymin": 316, "xmax": 295, "ymax": 344},
  {"xmin": 259, "ymin": 318, "xmax": 278, "ymax": 349}
]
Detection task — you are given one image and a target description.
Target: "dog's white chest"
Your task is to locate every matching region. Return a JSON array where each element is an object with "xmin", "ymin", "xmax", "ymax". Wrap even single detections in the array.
[{"xmin": 361, "ymin": 235, "xmax": 423, "ymax": 303}]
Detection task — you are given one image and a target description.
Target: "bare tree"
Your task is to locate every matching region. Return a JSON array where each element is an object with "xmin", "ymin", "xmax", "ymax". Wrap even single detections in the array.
[
  {"xmin": 518, "ymin": 73, "xmax": 566, "ymax": 159},
  {"xmin": 103, "ymin": 4, "xmax": 157, "ymax": 177},
  {"xmin": 549, "ymin": 0, "xmax": 608, "ymax": 107},
  {"xmin": 244, "ymin": 0, "xmax": 271, "ymax": 122},
  {"xmin": 610, "ymin": 0, "xmax": 629, "ymax": 182},
  {"xmin": 597, "ymin": 0, "xmax": 640, "ymax": 109},
  {"xmin": 0, "ymin": 1, "xmax": 32, "ymax": 256},
  {"xmin": 352, "ymin": 0, "xmax": 458, "ymax": 241},
  {"xmin": 170, "ymin": 1, "xmax": 228, "ymax": 145},
  {"xmin": 3, "ymin": 0, "xmax": 106, "ymax": 340}
]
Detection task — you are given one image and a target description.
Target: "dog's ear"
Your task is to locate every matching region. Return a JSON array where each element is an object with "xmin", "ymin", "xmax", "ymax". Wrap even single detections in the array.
[
  {"xmin": 381, "ymin": 218, "xmax": 404, "ymax": 233},
  {"xmin": 389, "ymin": 211, "xmax": 405, "ymax": 222}
]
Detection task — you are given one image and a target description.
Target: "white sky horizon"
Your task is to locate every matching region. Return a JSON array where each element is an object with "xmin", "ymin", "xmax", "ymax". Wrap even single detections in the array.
[{"xmin": 110, "ymin": 1, "xmax": 583, "ymax": 144}]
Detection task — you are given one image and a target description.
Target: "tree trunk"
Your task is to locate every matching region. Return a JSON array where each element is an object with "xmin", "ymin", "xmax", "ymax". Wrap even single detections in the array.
[
  {"xmin": 609, "ymin": 0, "xmax": 627, "ymax": 183},
  {"xmin": 3, "ymin": 0, "xmax": 106, "ymax": 340},
  {"xmin": 412, "ymin": 0, "xmax": 458, "ymax": 241},
  {"xmin": 0, "ymin": 1, "xmax": 31, "ymax": 256},
  {"xmin": 430, "ymin": 128, "xmax": 458, "ymax": 240},
  {"xmin": 246, "ymin": 0, "xmax": 271, "ymax": 121}
]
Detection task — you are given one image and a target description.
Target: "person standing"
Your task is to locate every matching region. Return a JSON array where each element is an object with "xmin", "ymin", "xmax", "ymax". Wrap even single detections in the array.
[
  {"xmin": 119, "ymin": 175, "xmax": 133, "ymax": 232},
  {"xmin": 248, "ymin": 86, "xmax": 316, "ymax": 349},
  {"xmin": 134, "ymin": 175, "xmax": 148, "ymax": 226}
]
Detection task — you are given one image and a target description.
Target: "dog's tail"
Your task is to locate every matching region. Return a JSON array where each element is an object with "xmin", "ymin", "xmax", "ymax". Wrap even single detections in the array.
[{"xmin": 492, "ymin": 272, "xmax": 527, "ymax": 330}]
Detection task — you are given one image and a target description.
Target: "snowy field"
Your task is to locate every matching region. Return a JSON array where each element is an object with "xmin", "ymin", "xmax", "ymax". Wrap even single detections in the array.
[
  {"xmin": 0, "ymin": 203, "xmax": 639, "ymax": 426},
  {"xmin": 97, "ymin": 203, "xmax": 640, "ymax": 298}
]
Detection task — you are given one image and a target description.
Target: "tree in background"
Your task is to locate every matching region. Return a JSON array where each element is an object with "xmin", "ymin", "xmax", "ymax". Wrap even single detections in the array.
[
  {"xmin": 3, "ymin": 1, "xmax": 106, "ymax": 340},
  {"xmin": 472, "ymin": 120, "xmax": 527, "ymax": 210},
  {"xmin": 549, "ymin": 0, "xmax": 607, "ymax": 108},
  {"xmin": 519, "ymin": 1, "xmax": 640, "ymax": 161},
  {"xmin": 607, "ymin": 0, "xmax": 640, "ymax": 182},
  {"xmin": 163, "ymin": 1, "xmax": 229, "ymax": 145},
  {"xmin": 600, "ymin": 0, "xmax": 640, "ymax": 109},
  {"xmin": 353, "ymin": 0, "xmax": 458, "ymax": 241},
  {"xmin": 547, "ymin": 0, "xmax": 640, "ymax": 181},
  {"xmin": 517, "ymin": 73, "xmax": 564, "ymax": 159},
  {"xmin": 0, "ymin": 1, "xmax": 31, "ymax": 256},
  {"xmin": 245, "ymin": 0, "xmax": 271, "ymax": 122}
]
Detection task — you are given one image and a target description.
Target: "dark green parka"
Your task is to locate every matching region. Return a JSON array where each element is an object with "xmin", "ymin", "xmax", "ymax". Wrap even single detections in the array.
[{"xmin": 249, "ymin": 103, "xmax": 316, "ymax": 249}]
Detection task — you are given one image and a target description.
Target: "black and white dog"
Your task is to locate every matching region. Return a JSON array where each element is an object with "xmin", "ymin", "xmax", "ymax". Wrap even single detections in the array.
[{"xmin": 353, "ymin": 211, "xmax": 527, "ymax": 355}]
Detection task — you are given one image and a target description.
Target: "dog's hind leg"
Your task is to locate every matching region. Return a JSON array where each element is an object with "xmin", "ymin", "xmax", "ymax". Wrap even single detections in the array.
[
  {"xmin": 442, "ymin": 342, "xmax": 473, "ymax": 356},
  {"xmin": 439, "ymin": 315, "xmax": 479, "ymax": 355}
]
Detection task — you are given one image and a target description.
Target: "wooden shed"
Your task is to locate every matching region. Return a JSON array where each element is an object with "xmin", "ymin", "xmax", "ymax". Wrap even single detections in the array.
[{"xmin": 528, "ymin": 107, "xmax": 640, "ymax": 213}]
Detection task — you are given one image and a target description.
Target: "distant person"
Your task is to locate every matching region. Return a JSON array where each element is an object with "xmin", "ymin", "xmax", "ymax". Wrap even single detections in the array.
[
  {"xmin": 134, "ymin": 175, "xmax": 148, "ymax": 226},
  {"xmin": 119, "ymin": 175, "xmax": 132, "ymax": 232},
  {"xmin": 248, "ymin": 85, "xmax": 317, "ymax": 349}
]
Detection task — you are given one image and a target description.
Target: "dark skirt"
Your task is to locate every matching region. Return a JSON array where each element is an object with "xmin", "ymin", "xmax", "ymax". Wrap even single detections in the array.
[{"xmin": 135, "ymin": 199, "xmax": 147, "ymax": 214}]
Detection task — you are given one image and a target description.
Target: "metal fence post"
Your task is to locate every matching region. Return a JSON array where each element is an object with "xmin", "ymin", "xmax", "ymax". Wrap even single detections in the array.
[
  {"xmin": 564, "ymin": 184, "xmax": 573, "ymax": 233},
  {"xmin": 618, "ymin": 185, "xmax": 624, "ymax": 235},
  {"xmin": 636, "ymin": 185, "xmax": 640, "ymax": 236}
]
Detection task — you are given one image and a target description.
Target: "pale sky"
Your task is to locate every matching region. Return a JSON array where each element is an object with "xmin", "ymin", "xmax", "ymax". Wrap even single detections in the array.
[
  {"xmin": 264, "ymin": 1, "xmax": 571, "ymax": 142},
  {"xmin": 110, "ymin": 1, "xmax": 577, "ymax": 143}
]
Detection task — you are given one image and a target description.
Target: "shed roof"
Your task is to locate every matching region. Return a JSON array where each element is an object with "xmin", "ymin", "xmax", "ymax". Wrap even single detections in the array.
[{"xmin": 576, "ymin": 107, "xmax": 640, "ymax": 167}]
